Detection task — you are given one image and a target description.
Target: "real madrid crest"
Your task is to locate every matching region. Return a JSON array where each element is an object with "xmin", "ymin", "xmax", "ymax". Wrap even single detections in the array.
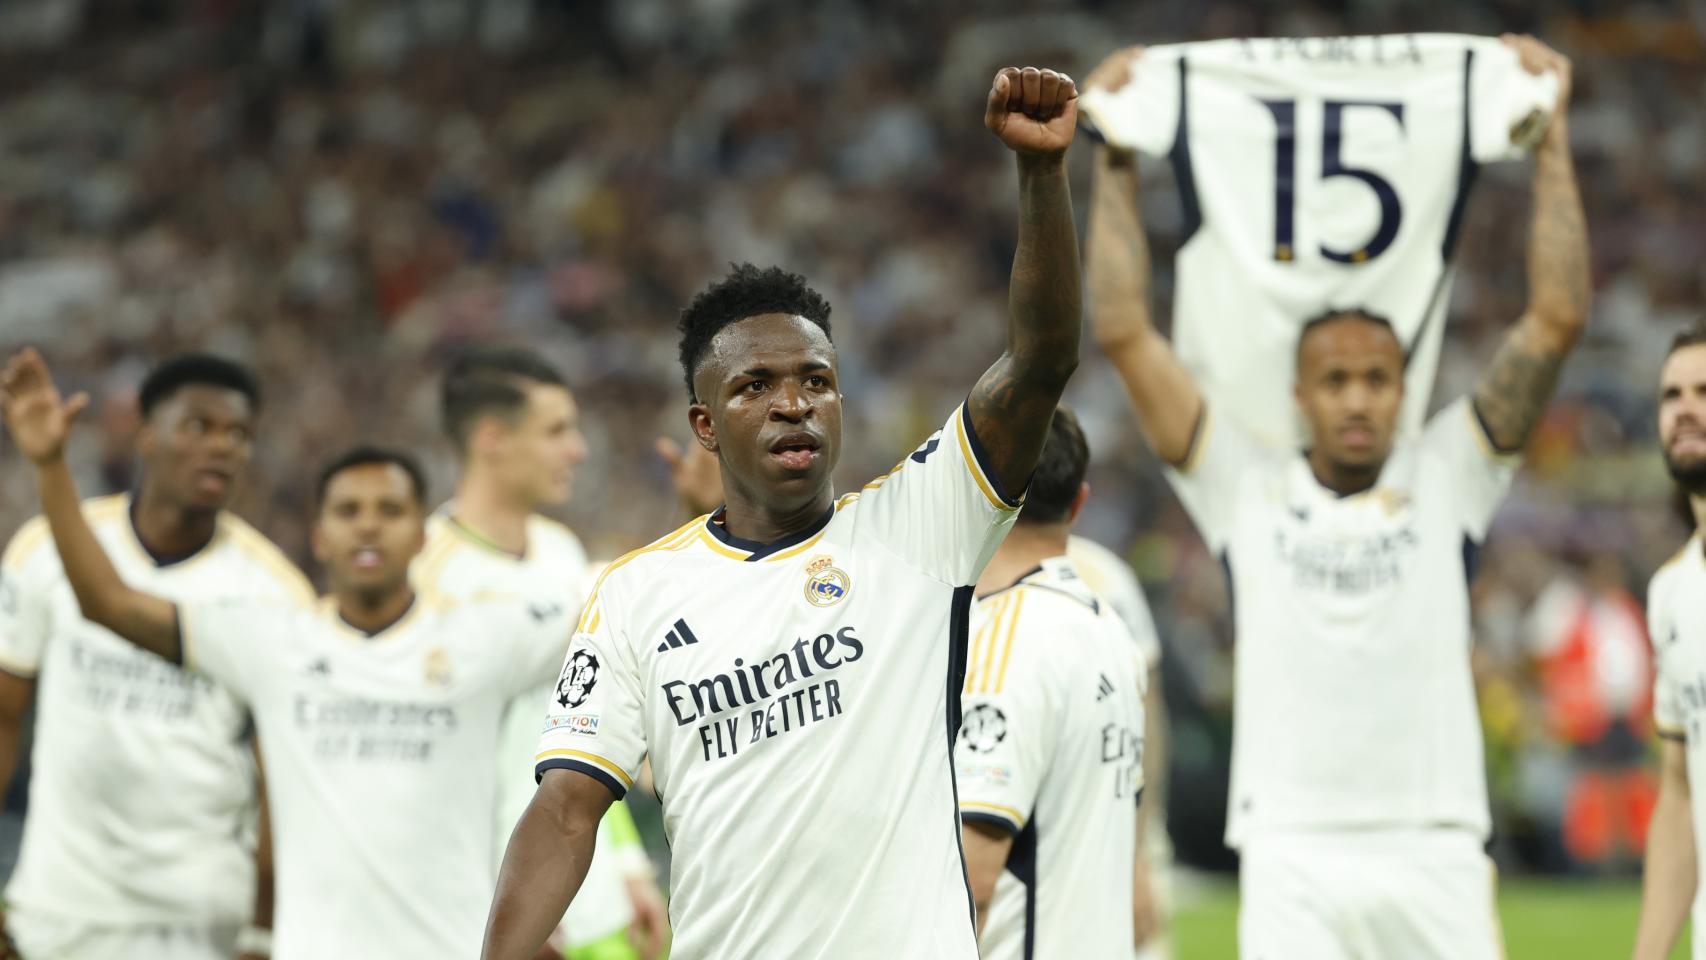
[
  {"xmin": 423, "ymin": 646, "xmax": 453, "ymax": 688},
  {"xmin": 803, "ymin": 554, "xmax": 850, "ymax": 607}
]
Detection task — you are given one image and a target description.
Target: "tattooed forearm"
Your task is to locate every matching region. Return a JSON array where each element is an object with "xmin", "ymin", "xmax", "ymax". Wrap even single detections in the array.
[
  {"xmin": 1472, "ymin": 114, "xmax": 1590, "ymax": 453},
  {"xmin": 1087, "ymin": 150, "xmax": 1154, "ymax": 350},
  {"xmin": 968, "ymin": 153, "xmax": 1081, "ymax": 496},
  {"xmin": 1525, "ymin": 119, "xmax": 1591, "ymax": 340},
  {"xmin": 1472, "ymin": 332, "xmax": 1566, "ymax": 452}
]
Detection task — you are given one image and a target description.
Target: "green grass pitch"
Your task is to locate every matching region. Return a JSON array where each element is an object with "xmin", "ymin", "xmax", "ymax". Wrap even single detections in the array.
[{"xmin": 1172, "ymin": 878, "xmax": 1686, "ymax": 959}]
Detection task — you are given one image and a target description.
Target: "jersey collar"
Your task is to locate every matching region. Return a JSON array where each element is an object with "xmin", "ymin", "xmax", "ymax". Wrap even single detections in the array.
[{"xmin": 702, "ymin": 504, "xmax": 836, "ymax": 562}]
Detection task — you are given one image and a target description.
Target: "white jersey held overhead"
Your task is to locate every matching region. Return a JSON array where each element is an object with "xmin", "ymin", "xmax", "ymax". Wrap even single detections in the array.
[
  {"xmin": 1080, "ymin": 34, "xmax": 1557, "ymax": 448},
  {"xmin": 0, "ymin": 496, "xmax": 311, "ymax": 936},
  {"xmin": 537, "ymin": 405, "xmax": 1019, "ymax": 959},
  {"xmin": 957, "ymin": 557, "xmax": 1146, "ymax": 960}
]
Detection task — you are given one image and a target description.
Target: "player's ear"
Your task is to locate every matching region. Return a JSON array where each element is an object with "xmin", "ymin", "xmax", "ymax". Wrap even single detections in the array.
[
  {"xmin": 1067, "ymin": 482, "xmax": 1090, "ymax": 525},
  {"xmin": 309, "ymin": 517, "xmax": 330, "ymax": 567},
  {"xmin": 688, "ymin": 404, "xmax": 718, "ymax": 453},
  {"xmin": 471, "ymin": 415, "xmax": 506, "ymax": 459}
]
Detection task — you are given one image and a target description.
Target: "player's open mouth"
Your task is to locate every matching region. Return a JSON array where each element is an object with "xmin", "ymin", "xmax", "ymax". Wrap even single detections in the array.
[
  {"xmin": 768, "ymin": 433, "xmax": 821, "ymax": 471},
  {"xmin": 351, "ymin": 547, "xmax": 384, "ymax": 570},
  {"xmin": 193, "ymin": 469, "xmax": 232, "ymax": 495},
  {"xmin": 1339, "ymin": 425, "xmax": 1375, "ymax": 446}
]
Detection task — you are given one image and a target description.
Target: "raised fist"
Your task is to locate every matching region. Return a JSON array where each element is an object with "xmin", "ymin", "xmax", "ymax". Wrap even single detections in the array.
[{"xmin": 984, "ymin": 67, "xmax": 1078, "ymax": 158}]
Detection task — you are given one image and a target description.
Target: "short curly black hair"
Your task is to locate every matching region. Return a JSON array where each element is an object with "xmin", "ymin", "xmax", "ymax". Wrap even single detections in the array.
[
  {"xmin": 1016, "ymin": 406, "xmax": 1090, "ymax": 526},
  {"xmin": 138, "ymin": 354, "xmax": 260, "ymax": 419},
  {"xmin": 678, "ymin": 264, "xmax": 832, "ymax": 400}
]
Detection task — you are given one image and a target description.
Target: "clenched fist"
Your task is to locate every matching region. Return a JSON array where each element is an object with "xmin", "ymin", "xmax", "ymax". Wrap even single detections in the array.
[{"xmin": 984, "ymin": 67, "xmax": 1078, "ymax": 158}]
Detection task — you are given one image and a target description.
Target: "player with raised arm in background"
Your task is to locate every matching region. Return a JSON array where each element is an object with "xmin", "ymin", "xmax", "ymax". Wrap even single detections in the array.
[
  {"xmin": 0, "ymin": 348, "xmax": 583, "ymax": 960},
  {"xmin": 956, "ymin": 406, "xmax": 1150, "ymax": 958},
  {"xmin": 1086, "ymin": 35, "xmax": 1588, "ymax": 960},
  {"xmin": 416, "ymin": 346, "xmax": 667, "ymax": 960},
  {"xmin": 1632, "ymin": 321, "xmax": 1706, "ymax": 960},
  {"xmin": 482, "ymin": 65, "xmax": 1083, "ymax": 960},
  {"xmin": 0, "ymin": 355, "xmax": 309, "ymax": 960}
]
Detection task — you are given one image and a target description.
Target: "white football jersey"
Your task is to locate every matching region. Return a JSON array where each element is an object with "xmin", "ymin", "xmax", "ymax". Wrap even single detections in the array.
[
  {"xmin": 1167, "ymin": 398, "xmax": 1515, "ymax": 846},
  {"xmin": 1648, "ymin": 534, "xmax": 1706, "ymax": 959},
  {"xmin": 0, "ymin": 495, "xmax": 311, "ymax": 928},
  {"xmin": 956, "ymin": 556, "xmax": 1146, "ymax": 960},
  {"xmin": 1080, "ymin": 34, "xmax": 1556, "ymax": 449},
  {"xmin": 414, "ymin": 510, "xmax": 638, "ymax": 939},
  {"xmin": 178, "ymin": 592, "xmax": 573, "ymax": 960},
  {"xmin": 537, "ymin": 404, "xmax": 1020, "ymax": 960},
  {"xmin": 1067, "ymin": 534, "xmax": 1162, "ymax": 667}
]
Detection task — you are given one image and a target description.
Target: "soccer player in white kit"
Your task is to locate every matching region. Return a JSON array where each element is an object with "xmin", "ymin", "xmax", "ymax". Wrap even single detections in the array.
[
  {"xmin": 1633, "ymin": 321, "xmax": 1706, "ymax": 960},
  {"xmin": 1085, "ymin": 37, "xmax": 1589, "ymax": 960},
  {"xmin": 0, "ymin": 349, "xmax": 580, "ymax": 960},
  {"xmin": 482, "ymin": 65, "xmax": 1085, "ymax": 960},
  {"xmin": 0, "ymin": 355, "xmax": 310, "ymax": 960},
  {"xmin": 955, "ymin": 407, "xmax": 1149, "ymax": 958},
  {"xmin": 418, "ymin": 346, "xmax": 666, "ymax": 959},
  {"xmin": 1064, "ymin": 534, "xmax": 1171, "ymax": 958}
]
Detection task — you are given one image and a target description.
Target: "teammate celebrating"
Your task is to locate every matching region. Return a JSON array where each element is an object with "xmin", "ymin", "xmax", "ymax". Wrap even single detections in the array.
[
  {"xmin": 417, "ymin": 346, "xmax": 666, "ymax": 959},
  {"xmin": 483, "ymin": 65, "xmax": 1083, "ymax": 960},
  {"xmin": 1632, "ymin": 321, "xmax": 1706, "ymax": 960},
  {"xmin": 0, "ymin": 355, "xmax": 308, "ymax": 960},
  {"xmin": 0, "ymin": 348, "xmax": 578, "ymax": 960},
  {"xmin": 1086, "ymin": 36, "xmax": 1588, "ymax": 960},
  {"xmin": 955, "ymin": 406, "xmax": 1149, "ymax": 958}
]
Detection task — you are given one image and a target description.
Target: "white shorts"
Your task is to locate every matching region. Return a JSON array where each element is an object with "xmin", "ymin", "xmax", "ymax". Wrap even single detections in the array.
[
  {"xmin": 7, "ymin": 910, "xmax": 237, "ymax": 960},
  {"xmin": 1239, "ymin": 828, "xmax": 1502, "ymax": 960}
]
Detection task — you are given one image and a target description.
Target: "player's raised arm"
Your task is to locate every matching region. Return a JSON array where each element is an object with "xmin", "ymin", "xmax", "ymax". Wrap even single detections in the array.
[
  {"xmin": 966, "ymin": 67, "xmax": 1083, "ymax": 494},
  {"xmin": 0, "ymin": 350, "xmax": 182, "ymax": 663},
  {"xmin": 482, "ymin": 768, "xmax": 614, "ymax": 960},
  {"xmin": 1471, "ymin": 36, "xmax": 1591, "ymax": 453},
  {"xmin": 1083, "ymin": 48, "xmax": 1204, "ymax": 468}
]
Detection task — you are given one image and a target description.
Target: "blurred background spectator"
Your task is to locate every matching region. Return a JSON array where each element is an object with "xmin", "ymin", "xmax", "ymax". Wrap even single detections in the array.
[{"xmin": 0, "ymin": 0, "xmax": 1699, "ymax": 882}]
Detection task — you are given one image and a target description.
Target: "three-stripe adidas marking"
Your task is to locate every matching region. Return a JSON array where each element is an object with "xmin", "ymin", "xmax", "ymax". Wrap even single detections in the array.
[
  {"xmin": 657, "ymin": 618, "xmax": 701, "ymax": 653},
  {"xmin": 1095, "ymin": 673, "xmax": 1116, "ymax": 701}
]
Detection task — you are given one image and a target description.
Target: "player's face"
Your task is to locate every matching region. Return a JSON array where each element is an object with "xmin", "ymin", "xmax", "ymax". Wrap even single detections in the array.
[
  {"xmin": 1294, "ymin": 318, "xmax": 1404, "ymax": 472},
  {"xmin": 495, "ymin": 384, "xmax": 588, "ymax": 508},
  {"xmin": 137, "ymin": 386, "xmax": 255, "ymax": 512},
  {"xmin": 690, "ymin": 314, "xmax": 841, "ymax": 513},
  {"xmin": 1659, "ymin": 344, "xmax": 1706, "ymax": 491},
  {"xmin": 312, "ymin": 464, "xmax": 426, "ymax": 598}
]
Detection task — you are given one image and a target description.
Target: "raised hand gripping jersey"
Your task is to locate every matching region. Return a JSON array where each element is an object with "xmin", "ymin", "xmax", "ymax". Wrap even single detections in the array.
[
  {"xmin": 537, "ymin": 404, "xmax": 1021, "ymax": 960},
  {"xmin": 415, "ymin": 511, "xmax": 647, "ymax": 944},
  {"xmin": 0, "ymin": 496, "xmax": 311, "ymax": 930},
  {"xmin": 1649, "ymin": 535, "xmax": 1706, "ymax": 959},
  {"xmin": 1080, "ymin": 34, "xmax": 1556, "ymax": 448},
  {"xmin": 178, "ymin": 593, "xmax": 575, "ymax": 960},
  {"xmin": 956, "ymin": 557, "xmax": 1146, "ymax": 960},
  {"xmin": 1168, "ymin": 399, "xmax": 1516, "ymax": 846}
]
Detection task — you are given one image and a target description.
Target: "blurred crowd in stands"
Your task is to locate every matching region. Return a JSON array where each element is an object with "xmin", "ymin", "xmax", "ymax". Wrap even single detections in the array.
[{"xmin": 1, "ymin": 0, "xmax": 1701, "ymax": 876}]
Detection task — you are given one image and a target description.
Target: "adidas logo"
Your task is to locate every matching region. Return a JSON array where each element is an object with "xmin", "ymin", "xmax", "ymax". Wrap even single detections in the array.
[
  {"xmin": 529, "ymin": 602, "xmax": 563, "ymax": 623},
  {"xmin": 1095, "ymin": 673, "xmax": 1115, "ymax": 701},
  {"xmin": 657, "ymin": 618, "xmax": 702, "ymax": 653}
]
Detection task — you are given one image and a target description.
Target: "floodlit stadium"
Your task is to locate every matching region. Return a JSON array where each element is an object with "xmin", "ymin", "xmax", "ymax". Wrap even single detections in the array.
[{"xmin": 0, "ymin": 2, "xmax": 1699, "ymax": 959}]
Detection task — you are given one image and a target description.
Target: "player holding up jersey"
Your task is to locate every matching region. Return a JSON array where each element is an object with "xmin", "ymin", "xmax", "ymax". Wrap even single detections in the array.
[
  {"xmin": 0, "ymin": 349, "xmax": 578, "ymax": 960},
  {"xmin": 483, "ymin": 65, "xmax": 1083, "ymax": 960},
  {"xmin": 1632, "ymin": 322, "xmax": 1706, "ymax": 960},
  {"xmin": 956, "ymin": 407, "xmax": 1149, "ymax": 958},
  {"xmin": 0, "ymin": 355, "xmax": 309, "ymax": 960},
  {"xmin": 417, "ymin": 346, "xmax": 666, "ymax": 960},
  {"xmin": 1086, "ymin": 36, "xmax": 1588, "ymax": 960}
]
